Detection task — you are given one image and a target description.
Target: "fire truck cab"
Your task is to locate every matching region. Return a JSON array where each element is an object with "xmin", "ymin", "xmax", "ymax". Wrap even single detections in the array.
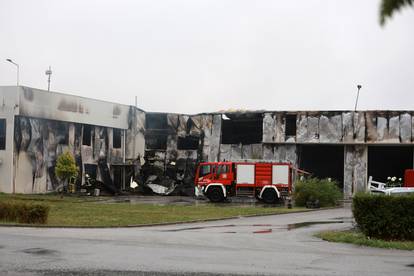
[{"xmin": 195, "ymin": 161, "xmax": 299, "ymax": 203}]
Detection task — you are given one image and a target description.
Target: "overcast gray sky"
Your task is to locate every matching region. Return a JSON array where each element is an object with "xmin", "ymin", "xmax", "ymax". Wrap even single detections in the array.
[{"xmin": 1, "ymin": 0, "xmax": 413, "ymax": 113}]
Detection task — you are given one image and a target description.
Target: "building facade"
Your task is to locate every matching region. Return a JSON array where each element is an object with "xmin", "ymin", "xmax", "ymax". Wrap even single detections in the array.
[{"xmin": 1, "ymin": 86, "xmax": 413, "ymax": 198}]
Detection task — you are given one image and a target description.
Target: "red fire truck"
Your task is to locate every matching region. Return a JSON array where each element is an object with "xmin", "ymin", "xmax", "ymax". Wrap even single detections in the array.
[{"xmin": 195, "ymin": 161, "xmax": 304, "ymax": 203}]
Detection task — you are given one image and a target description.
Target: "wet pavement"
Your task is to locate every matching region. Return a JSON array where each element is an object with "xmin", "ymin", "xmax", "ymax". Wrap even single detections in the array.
[
  {"xmin": 97, "ymin": 195, "xmax": 280, "ymax": 207},
  {"xmin": 0, "ymin": 208, "xmax": 413, "ymax": 275}
]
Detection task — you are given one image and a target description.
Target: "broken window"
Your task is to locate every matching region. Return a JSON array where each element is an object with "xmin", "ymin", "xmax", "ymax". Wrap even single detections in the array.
[
  {"xmin": 145, "ymin": 113, "xmax": 170, "ymax": 150},
  {"xmin": 84, "ymin": 164, "xmax": 97, "ymax": 180},
  {"xmin": 112, "ymin": 165, "xmax": 123, "ymax": 190},
  {"xmin": 146, "ymin": 113, "xmax": 169, "ymax": 130},
  {"xmin": 145, "ymin": 134, "xmax": 167, "ymax": 150},
  {"xmin": 285, "ymin": 114, "xmax": 297, "ymax": 138},
  {"xmin": 112, "ymin": 165, "xmax": 134, "ymax": 190},
  {"xmin": 113, "ymin": 128, "xmax": 122, "ymax": 149},
  {"xmin": 368, "ymin": 146, "xmax": 413, "ymax": 183},
  {"xmin": 0, "ymin": 119, "xmax": 5, "ymax": 150},
  {"xmin": 221, "ymin": 113, "xmax": 263, "ymax": 144},
  {"xmin": 56, "ymin": 122, "xmax": 69, "ymax": 145},
  {"xmin": 177, "ymin": 136, "xmax": 199, "ymax": 150},
  {"xmin": 82, "ymin": 125, "xmax": 92, "ymax": 146}
]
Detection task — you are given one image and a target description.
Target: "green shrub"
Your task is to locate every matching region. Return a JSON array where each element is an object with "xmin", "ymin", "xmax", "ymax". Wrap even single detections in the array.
[
  {"xmin": 55, "ymin": 152, "xmax": 78, "ymax": 182},
  {"xmin": 293, "ymin": 177, "xmax": 342, "ymax": 207},
  {"xmin": 353, "ymin": 193, "xmax": 414, "ymax": 241},
  {"xmin": 0, "ymin": 201, "xmax": 50, "ymax": 224}
]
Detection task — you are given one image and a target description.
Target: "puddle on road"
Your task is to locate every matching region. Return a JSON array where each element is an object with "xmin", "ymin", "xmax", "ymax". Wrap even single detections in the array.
[
  {"xmin": 97, "ymin": 196, "xmax": 287, "ymax": 207},
  {"xmin": 22, "ymin": 248, "xmax": 59, "ymax": 255},
  {"xmin": 253, "ymin": 229, "xmax": 273, "ymax": 234},
  {"xmin": 161, "ymin": 224, "xmax": 237, "ymax": 232},
  {"xmin": 333, "ymin": 217, "xmax": 354, "ymax": 220},
  {"xmin": 406, "ymin": 263, "xmax": 414, "ymax": 268},
  {"xmin": 161, "ymin": 220, "xmax": 346, "ymax": 234},
  {"xmin": 287, "ymin": 220, "xmax": 344, "ymax": 230}
]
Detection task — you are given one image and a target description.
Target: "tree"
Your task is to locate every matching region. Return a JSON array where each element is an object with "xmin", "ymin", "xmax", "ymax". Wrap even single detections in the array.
[
  {"xmin": 55, "ymin": 152, "xmax": 78, "ymax": 192},
  {"xmin": 380, "ymin": 0, "xmax": 413, "ymax": 25}
]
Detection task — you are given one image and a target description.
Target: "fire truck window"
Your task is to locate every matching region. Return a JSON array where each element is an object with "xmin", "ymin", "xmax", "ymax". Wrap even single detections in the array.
[
  {"xmin": 199, "ymin": 165, "xmax": 211, "ymax": 177},
  {"xmin": 217, "ymin": 165, "xmax": 229, "ymax": 174}
]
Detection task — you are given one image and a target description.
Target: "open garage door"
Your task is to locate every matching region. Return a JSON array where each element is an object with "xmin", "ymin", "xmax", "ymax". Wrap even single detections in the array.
[
  {"xmin": 298, "ymin": 145, "xmax": 344, "ymax": 188},
  {"xmin": 368, "ymin": 146, "xmax": 413, "ymax": 183}
]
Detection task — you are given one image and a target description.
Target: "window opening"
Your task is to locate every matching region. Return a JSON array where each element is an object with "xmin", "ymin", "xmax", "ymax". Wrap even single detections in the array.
[
  {"xmin": 285, "ymin": 114, "xmax": 297, "ymax": 137},
  {"xmin": 145, "ymin": 134, "xmax": 167, "ymax": 150},
  {"xmin": 113, "ymin": 128, "xmax": 122, "ymax": 149},
  {"xmin": 221, "ymin": 113, "xmax": 263, "ymax": 144},
  {"xmin": 56, "ymin": 122, "xmax": 69, "ymax": 145},
  {"xmin": 0, "ymin": 119, "xmax": 6, "ymax": 150},
  {"xmin": 146, "ymin": 113, "xmax": 169, "ymax": 130},
  {"xmin": 83, "ymin": 125, "xmax": 92, "ymax": 146},
  {"xmin": 177, "ymin": 136, "xmax": 199, "ymax": 150}
]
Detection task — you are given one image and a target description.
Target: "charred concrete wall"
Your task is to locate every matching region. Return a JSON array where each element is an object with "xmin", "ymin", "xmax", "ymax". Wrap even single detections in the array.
[
  {"xmin": 0, "ymin": 86, "xmax": 146, "ymax": 194},
  {"xmin": 261, "ymin": 111, "xmax": 414, "ymax": 198},
  {"xmin": 344, "ymin": 145, "xmax": 368, "ymax": 198},
  {"xmin": 263, "ymin": 111, "xmax": 414, "ymax": 144},
  {"xmin": 2, "ymin": 86, "xmax": 414, "ymax": 197},
  {"xmin": 12, "ymin": 116, "xmax": 141, "ymax": 193},
  {"xmin": 142, "ymin": 113, "xmax": 221, "ymax": 195}
]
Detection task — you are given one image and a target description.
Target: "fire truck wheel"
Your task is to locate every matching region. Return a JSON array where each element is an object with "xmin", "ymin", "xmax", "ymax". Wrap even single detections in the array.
[
  {"xmin": 207, "ymin": 186, "xmax": 225, "ymax": 202},
  {"xmin": 261, "ymin": 189, "xmax": 278, "ymax": 204}
]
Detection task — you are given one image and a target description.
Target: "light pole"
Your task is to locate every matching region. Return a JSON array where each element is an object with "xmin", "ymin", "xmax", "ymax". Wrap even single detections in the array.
[
  {"xmin": 354, "ymin": 84, "xmax": 362, "ymax": 111},
  {"xmin": 45, "ymin": 66, "xmax": 52, "ymax": 91},
  {"xmin": 6, "ymin": 59, "xmax": 19, "ymax": 86}
]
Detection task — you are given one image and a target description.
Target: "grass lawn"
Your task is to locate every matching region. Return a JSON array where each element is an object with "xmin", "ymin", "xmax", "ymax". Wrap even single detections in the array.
[
  {"xmin": 0, "ymin": 193, "xmax": 307, "ymax": 227},
  {"xmin": 315, "ymin": 230, "xmax": 414, "ymax": 251}
]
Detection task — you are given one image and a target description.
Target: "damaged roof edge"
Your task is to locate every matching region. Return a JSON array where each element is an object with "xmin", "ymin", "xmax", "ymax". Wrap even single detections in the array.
[
  {"xmin": 2, "ymin": 86, "xmax": 413, "ymax": 117},
  {"xmin": 16, "ymin": 85, "xmax": 146, "ymax": 113}
]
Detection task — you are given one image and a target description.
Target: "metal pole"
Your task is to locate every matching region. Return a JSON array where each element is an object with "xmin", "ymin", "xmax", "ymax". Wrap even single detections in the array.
[
  {"xmin": 16, "ymin": 64, "xmax": 19, "ymax": 86},
  {"xmin": 123, "ymin": 129, "xmax": 126, "ymax": 190},
  {"xmin": 6, "ymin": 59, "xmax": 19, "ymax": 86},
  {"xmin": 354, "ymin": 85, "xmax": 362, "ymax": 112},
  {"xmin": 45, "ymin": 66, "xmax": 52, "ymax": 92}
]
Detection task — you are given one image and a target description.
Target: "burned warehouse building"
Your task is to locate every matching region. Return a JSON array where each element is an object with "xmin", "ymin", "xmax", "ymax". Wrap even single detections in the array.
[{"xmin": 1, "ymin": 85, "xmax": 414, "ymax": 199}]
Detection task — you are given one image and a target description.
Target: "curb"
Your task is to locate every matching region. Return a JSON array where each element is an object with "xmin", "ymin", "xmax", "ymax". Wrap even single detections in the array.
[{"xmin": 0, "ymin": 207, "xmax": 341, "ymax": 229}]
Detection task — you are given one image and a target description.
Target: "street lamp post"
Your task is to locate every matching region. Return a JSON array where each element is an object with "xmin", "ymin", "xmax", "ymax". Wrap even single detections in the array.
[
  {"xmin": 6, "ymin": 59, "xmax": 19, "ymax": 86},
  {"xmin": 354, "ymin": 85, "xmax": 362, "ymax": 112}
]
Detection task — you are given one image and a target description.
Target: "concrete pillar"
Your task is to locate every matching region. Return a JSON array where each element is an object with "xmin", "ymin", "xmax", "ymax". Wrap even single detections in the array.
[
  {"xmin": 344, "ymin": 145, "xmax": 368, "ymax": 199},
  {"xmin": 208, "ymin": 114, "xmax": 221, "ymax": 162}
]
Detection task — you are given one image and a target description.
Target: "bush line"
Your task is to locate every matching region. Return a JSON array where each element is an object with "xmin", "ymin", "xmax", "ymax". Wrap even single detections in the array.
[
  {"xmin": 0, "ymin": 201, "xmax": 50, "ymax": 224},
  {"xmin": 294, "ymin": 177, "xmax": 342, "ymax": 207},
  {"xmin": 353, "ymin": 193, "xmax": 414, "ymax": 241}
]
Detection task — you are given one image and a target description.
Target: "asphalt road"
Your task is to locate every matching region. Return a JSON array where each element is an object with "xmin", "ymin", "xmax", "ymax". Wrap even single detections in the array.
[{"xmin": 0, "ymin": 208, "xmax": 413, "ymax": 276}]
